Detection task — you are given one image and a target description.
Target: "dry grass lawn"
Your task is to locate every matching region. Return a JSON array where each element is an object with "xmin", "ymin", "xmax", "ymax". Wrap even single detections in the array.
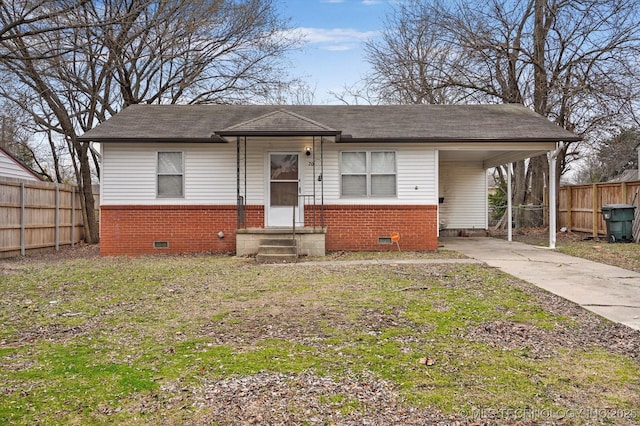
[{"xmin": 1, "ymin": 246, "xmax": 639, "ymax": 425}]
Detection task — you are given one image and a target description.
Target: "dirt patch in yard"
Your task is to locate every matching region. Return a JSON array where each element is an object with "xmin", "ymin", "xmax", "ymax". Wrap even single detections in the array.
[
  {"xmin": 0, "ymin": 242, "xmax": 100, "ymax": 265},
  {"xmin": 158, "ymin": 372, "xmax": 475, "ymax": 426}
]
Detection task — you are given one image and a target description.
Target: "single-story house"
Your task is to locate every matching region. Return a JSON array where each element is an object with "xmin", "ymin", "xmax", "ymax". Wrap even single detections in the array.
[
  {"xmin": 0, "ymin": 146, "xmax": 42, "ymax": 182},
  {"xmin": 78, "ymin": 104, "xmax": 580, "ymax": 256}
]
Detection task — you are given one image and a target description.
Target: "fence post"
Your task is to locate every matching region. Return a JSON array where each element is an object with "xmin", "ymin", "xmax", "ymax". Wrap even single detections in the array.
[
  {"xmin": 566, "ymin": 187, "xmax": 572, "ymax": 231},
  {"xmin": 71, "ymin": 186, "xmax": 75, "ymax": 247},
  {"xmin": 622, "ymin": 181, "xmax": 627, "ymax": 203},
  {"xmin": 592, "ymin": 184, "xmax": 598, "ymax": 237},
  {"xmin": 55, "ymin": 183, "xmax": 59, "ymax": 251},
  {"xmin": 20, "ymin": 182, "xmax": 25, "ymax": 256}
]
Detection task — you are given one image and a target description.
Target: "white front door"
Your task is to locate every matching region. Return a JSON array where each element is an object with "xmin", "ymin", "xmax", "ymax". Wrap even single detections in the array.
[{"xmin": 267, "ymin": 153, "xmax": 302, "ymax": 227}]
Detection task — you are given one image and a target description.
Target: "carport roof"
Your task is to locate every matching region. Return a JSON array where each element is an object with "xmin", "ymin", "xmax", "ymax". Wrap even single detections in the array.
[{"xmin": 78, "ymin": 103, "xmax": 580, "ymax": 144}]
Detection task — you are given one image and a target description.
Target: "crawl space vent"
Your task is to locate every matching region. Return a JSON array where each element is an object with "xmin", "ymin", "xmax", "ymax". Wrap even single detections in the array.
[
  {"xmin": 378, "ymin": 237, "xmax": 392, "ymax": 245},
  {"xmin": 153, "ymin": 241, "xmax": 169, "ymax": 249}
]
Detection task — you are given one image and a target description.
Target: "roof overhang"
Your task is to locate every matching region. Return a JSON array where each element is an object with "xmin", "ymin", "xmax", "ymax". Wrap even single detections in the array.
[
  {"xmin": 338, "ymin": 136, "xmax": 578, "ymax": 143},
  {"xmin": 77, "ymin": 136, "xmax": 228, "ymax": 143},
  {"xmin": 481, "ymin": 150, "xmax": 552, "ymax": 169},
  {"xmin": 436, "ymin": 140, "xmax": 558, "ymax": 169}
]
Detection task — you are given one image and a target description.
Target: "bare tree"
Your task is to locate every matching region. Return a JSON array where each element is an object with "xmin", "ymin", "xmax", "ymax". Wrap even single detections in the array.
[
  {"xmin": 265, "ymin": 81, "xmax": 317, "ymax": 105},
  {"xmin": 0, "ymin": 0, "xmax": 89, "ymax": 50},
  {"xmin": 74, "ymin": 0, "xmax": 299, "ymax": 108},
  {"xmin": 0, "ymin": 0, "xmax": 297, "ymax": 244},
  {"xmin": 363, "ymin": 1, "xmax": 466, "ymax": 105},
  {"xmin": 363, "ymin": 0, "xmax": 640, "ymax": 225},
  {"xmin": 0, "ymin": 103, "xmax": 31, "ymax": 164},
  {"xmin": 576, "ymin": 128, "xmax": 639, "ymax": 183},
  {"xmin": 364, "ymin": 0, "xmax": 535, "ymax": 204}
]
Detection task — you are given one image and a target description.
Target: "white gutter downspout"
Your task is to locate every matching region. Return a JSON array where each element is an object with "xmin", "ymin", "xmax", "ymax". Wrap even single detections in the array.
[{"xmin": 549, "ymin": 142, "xmax": 563, "ymax": 249}]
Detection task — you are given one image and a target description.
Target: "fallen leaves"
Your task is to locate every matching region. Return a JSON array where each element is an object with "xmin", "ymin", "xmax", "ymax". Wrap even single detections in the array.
[{"xmin": 418, "ymin": 357, "xmax": 437, "ymax": 366}]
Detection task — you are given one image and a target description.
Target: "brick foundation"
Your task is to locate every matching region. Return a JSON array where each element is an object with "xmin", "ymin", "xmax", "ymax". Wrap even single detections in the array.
[
  {"xmin": 99, "ymin": 205, "xmax": 263, "ymax": 256},
  {"xmin": 307, "ymin": 204, "xmax": 438, "ymax": 251},
  {"xmin": 100, "ymin": 204, "xmax": 438, "ymax": 255}
]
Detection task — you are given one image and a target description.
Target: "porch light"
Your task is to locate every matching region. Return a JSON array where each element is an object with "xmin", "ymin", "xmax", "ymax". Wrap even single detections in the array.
[{"xmin": 305, "ymin": 147, "xmax": 312, "ymax": 156}]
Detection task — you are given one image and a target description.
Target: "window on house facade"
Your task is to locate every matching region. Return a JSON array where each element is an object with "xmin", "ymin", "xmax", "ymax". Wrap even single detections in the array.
[
  {"xmin": 157, "ymin": 152, "xmax": 184, "ymax": 198},
  {"xmin": 341, "ymin": 151, "xmax": 396, "ymax": 197}
]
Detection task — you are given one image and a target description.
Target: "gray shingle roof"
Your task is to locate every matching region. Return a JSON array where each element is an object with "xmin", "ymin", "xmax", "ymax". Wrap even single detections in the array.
[{"xmin": 78, "ymin": 104, "xmax": 580, "ymax": 143}]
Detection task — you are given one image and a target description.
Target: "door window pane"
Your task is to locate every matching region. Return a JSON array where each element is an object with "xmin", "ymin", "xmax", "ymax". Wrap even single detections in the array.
[
  {"xmin": 270, "ymin": 182, "xmax": 298, "ymax": 206},
  {"xmin": 271, "ymin": 154, "xmax": 298, "ymax": 180}
]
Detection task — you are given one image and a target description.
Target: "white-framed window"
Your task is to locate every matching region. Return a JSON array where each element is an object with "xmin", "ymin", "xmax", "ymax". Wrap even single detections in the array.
[
  {"xmin": 341, "ymin": 151, "xmax": 397, "ymax": 197},
  {"xmin": 157, "ymin": 151, "xmax": 184, "ymax": 198}
]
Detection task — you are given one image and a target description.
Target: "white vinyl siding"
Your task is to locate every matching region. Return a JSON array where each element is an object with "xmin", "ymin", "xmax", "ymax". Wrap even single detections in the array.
[
  {"xmin": 438, "ymin": 161, "xmax": 487, "ymax": 229},
  {"xmin": 0, "ymin": 150, "xmax": 39, "ymax": 181},
  {"xmin": 101, "ymin": 138, "xmax": 439, "ymax": 206},
  {"xmin": 101, "ymin": 143, "xmax": 236, "ymax": 205}
]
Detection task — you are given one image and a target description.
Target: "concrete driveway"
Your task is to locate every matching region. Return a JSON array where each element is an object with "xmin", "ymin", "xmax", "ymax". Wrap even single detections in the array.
[{"xmin": 441, "ymin": 237, "xmax": 640, "ymax": 330}]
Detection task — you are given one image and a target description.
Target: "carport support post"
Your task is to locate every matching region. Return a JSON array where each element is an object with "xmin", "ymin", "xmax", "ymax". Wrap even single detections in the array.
[
  {"xmin": 549, "ymin": 145, "xmax": 560, "ymax": 249},
  {"xmin": 507, "ymin": 164, "xmax": 513, "ymax": 242}
]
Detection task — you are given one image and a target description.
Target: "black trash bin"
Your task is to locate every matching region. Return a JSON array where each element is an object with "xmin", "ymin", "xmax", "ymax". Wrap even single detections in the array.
[{"xmin": 601, "ymin": 204, "xmax": 636, "ymax": 243}]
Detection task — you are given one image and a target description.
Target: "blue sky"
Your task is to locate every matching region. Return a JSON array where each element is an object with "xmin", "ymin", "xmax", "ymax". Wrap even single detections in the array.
[{"xmin": 278, "ymin": 0, "xmax": 395, "ymax": 104}]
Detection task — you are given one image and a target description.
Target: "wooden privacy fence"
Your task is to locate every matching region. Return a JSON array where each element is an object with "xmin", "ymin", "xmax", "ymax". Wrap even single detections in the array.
[
  {"xmin": 0, "ymin": 177, "xmax": 97, "ymax": 258},
  {"xmin": 558, "ymin": 180, "xmax": 640, "ymax": 237}
]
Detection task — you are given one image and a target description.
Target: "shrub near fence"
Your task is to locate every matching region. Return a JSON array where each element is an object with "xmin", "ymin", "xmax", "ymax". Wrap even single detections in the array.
[
  {"xmin": 0, "ymin": 177, "xmax": 97, "ymax": 258},
  {"xmin": 559, "ymin": 181, "xmax": 640, "ymax": 238}
]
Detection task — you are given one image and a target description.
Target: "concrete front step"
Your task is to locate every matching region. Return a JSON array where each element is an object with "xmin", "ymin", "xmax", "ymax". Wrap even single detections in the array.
[
  {"xmin": 256, "ymin": 253, "xmax": 298, "ymax": 263},
  {"xmin": 259, "ymin": 238, "xmax": 296, "ymax": 247},
  {"xmin": 259, "ymin": 245, "xmax": 298, "ymax": 255},
  {"xmin": 257, "ymin": 238, "xmax": 297, "ymax": 263},
  {"xmin": 236, "ymin": 228, "xmax": 326, "ymax": 257}
]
